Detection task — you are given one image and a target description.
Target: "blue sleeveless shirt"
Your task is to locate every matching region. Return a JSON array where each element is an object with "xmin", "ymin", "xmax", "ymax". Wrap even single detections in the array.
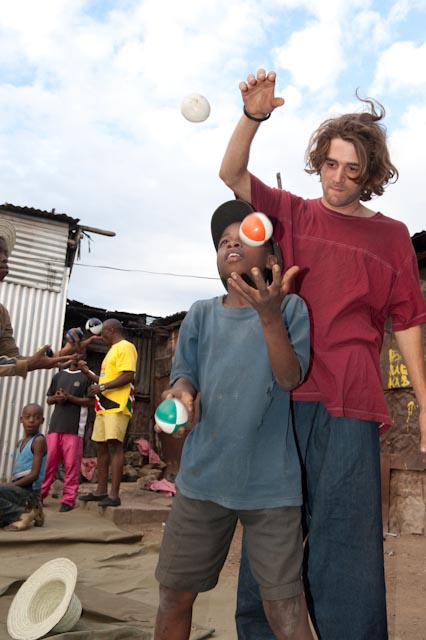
[{"xmin": 12, "ymin": 433, "xmax": 46, "ymax": 491}]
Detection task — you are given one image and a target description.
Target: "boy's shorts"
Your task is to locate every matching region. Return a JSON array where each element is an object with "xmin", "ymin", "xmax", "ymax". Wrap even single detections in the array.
[
  {"xmin": 91, "ymin": 413, "xmax": 130, "ymax": 443},
  {"xmin": 155, "ymin": 491, "xmax": 303, "ymax": 601}
]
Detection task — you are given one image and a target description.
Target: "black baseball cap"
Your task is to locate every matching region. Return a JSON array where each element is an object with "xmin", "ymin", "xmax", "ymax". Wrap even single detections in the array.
[{"xmin": 211, "ymin": 199, "xmax": 282, "ymax": 269}]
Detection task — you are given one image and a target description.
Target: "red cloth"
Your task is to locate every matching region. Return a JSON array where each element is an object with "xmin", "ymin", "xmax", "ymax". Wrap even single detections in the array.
[
  {"xmin": 147, "ymin": 478, "xmax": 176, "ymax": 496},
  {"xmin": 80, "ymin": 457, "xmax": 97, "ymax": 481},
  {"xmin": 251, "ymin": 174, "xmax": 426, "ymax": 425},
  {"xmin": 134, "ymin": 438, "xmax": 162, "ymax": 465}
]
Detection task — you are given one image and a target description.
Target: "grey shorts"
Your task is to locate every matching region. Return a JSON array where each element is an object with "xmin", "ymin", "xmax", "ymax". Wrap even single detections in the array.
[{"xmin": 155, "ymin": 491, "xmax": 303, "ymax": 600}]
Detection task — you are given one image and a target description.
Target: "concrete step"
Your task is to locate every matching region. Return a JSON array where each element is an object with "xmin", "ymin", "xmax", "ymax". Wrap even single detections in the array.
[
  {"xmin": 74, "ymin": 483, "xmax": 173, "ymax": 526},
  {"xmin": 79, "ymin": 497, "xmax": 171, "ymax": 525}
]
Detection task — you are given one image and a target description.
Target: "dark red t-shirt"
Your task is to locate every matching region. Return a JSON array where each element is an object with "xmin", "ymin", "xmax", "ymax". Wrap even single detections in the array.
[{"xmin": 251, "ymin": 174, "xmax": 426, "ymax": 425}]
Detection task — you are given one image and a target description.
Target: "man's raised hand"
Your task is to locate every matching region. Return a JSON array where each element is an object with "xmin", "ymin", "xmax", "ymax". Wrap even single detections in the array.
[{"xmin": 240, "ymin": 69, "xmax": 285, "ymax": 120}]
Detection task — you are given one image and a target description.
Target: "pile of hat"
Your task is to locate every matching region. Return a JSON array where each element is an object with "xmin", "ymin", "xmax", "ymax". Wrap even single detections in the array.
[{"xmin": 7, "ymin": 557, "xmax": 82, "ymax": 640}]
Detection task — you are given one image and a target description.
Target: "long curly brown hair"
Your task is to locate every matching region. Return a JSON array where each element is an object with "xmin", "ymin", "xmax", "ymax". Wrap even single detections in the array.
[{"xmin": 304, "ymin": 95, "xmax": 399, "ymax": 201}]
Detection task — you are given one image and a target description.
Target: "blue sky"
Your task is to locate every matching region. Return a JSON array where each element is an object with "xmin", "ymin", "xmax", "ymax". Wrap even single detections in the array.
[{"xmin": 0, "ymin": 0, "xmax": 425, "ymax": 317}]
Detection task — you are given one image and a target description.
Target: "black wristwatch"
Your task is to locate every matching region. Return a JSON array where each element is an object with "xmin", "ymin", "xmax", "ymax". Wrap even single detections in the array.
[{"xmin": 99, "ymin": 383, "xmax": 106, "ymax": 392}]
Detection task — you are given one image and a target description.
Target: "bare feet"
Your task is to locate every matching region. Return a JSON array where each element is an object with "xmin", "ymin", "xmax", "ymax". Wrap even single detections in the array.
[{"xmin": 3, "ymin": 512, "xmax": 35, "ymax": 531}]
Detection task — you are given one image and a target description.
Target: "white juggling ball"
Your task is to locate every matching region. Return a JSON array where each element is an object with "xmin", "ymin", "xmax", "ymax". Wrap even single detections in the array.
[
  {"xmin": 85, "ymin": 318, "xmax": 103, "ymax": 335},
  {"xmin": 181, "ymin": 93, "xmax": 211, "ymax": 122}
]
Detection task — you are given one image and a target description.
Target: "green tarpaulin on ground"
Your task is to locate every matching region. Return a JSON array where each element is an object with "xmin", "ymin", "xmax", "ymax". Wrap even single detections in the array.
[{"xmin": 0, "ymin": 507, "xmax": 214, "ymax": 640}]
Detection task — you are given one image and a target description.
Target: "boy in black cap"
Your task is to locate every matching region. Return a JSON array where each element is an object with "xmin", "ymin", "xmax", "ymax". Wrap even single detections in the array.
[{"xmin": 154, "ymin": 200, "xmax": 312, "ymax": 640}]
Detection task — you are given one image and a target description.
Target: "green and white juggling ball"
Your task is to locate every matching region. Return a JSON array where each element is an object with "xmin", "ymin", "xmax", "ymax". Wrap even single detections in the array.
[{"xmin": 155, "ymin": 398, "xmax": 188, "ymax": 434}]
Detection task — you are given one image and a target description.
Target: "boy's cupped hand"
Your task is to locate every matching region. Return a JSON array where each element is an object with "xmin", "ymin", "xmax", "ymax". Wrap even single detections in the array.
[{"xmin": 228, "ymin": 264, "xmax": 299, "ymax": 319}]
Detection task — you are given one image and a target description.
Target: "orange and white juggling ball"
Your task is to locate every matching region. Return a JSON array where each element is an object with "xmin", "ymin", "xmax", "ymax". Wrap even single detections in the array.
[{"xmin": 239, "ymin": 212, "xmax": 273, "ymax": 247}]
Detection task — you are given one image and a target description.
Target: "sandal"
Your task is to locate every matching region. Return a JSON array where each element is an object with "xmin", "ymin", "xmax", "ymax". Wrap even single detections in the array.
[
  {"xmin": 98, "ymin": 496, "xmax": 121, "ymax": 507},
  {"xmin": 78, "ymin": 492, "xmax": 108, "ymax": 502}
]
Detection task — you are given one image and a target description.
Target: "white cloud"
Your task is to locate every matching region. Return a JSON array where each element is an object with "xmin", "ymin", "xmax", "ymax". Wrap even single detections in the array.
[
  {"xmin": 378, "ymin": 103, "xmax": 426, "ymax": 234},
  {"xmin": 373, "ymin": 41, "xmax": 426, "ymax": 93},
  {"xmin": 273, "ymin": 21, "xmax": 345, "ymax": 95},
  {"xmin": 351, "ymin": 10, "xmax": 390, "ymax": 48}
]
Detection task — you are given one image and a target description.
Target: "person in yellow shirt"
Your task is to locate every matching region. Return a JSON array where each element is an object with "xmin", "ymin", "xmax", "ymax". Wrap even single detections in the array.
[{"xmin": 78, "ymin": 319, "xmax": 138, "ymax": 507}]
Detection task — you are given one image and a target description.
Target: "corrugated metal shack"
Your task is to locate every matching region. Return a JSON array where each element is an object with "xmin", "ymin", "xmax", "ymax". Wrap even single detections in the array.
[
  {"xmin": 380, "ymin": 229, "xmax": 426, "ymax": 534},
  {"xmin": 0, "ymin": 204, "xmax": 97, "ymax": 480},
  {"xmin": 64, "ymin": 301, "xmax": 186, "ymax": 480}
]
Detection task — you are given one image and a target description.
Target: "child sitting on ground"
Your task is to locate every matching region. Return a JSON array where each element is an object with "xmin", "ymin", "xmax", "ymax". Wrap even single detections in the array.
[
  {"xmin": 154, "ymin": 200, "xmax": 313, "ymax": 640},
  {"xmin": 0, "ymin": 403, "xmax": 46, "ymax": 531}
]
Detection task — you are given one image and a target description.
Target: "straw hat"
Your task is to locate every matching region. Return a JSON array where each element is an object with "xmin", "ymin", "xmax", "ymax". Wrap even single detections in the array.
[
  {"xmin": 0, "ymin": 218, "xmax": 16, "ymax": 255},
  {"xmin": 7, "ymin": 558, "xmax": 82, "ymax": 640}
]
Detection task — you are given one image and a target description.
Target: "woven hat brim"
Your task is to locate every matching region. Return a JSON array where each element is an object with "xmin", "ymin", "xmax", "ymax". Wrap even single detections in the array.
[
  {"xmin": 0, "ymin": 218, "xmax": 16, "ymax": 255},
  {"xmin": 7, "ymin": 557, "xmax": 79, "ymax": 640}
]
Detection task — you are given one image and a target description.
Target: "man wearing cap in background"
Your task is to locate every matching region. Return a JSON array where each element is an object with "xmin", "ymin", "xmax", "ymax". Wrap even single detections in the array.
[{"xmin": 0, "ymin": 218, "xmax": 75, "ymax": 376}]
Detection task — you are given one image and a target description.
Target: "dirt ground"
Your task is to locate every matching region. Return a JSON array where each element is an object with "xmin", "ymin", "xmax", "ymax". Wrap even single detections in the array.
[
  {"xmin": 383, "ymin": 533, "xmax": 426, "ymax": 640},
  {"xmin": 124, "ymin": 520, "xmax": 426, "ymax": 640}
]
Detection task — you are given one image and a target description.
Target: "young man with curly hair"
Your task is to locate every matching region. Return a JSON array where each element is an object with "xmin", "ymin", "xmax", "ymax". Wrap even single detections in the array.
[{"xmin": 220, "ymin": 69, "xmax": 426, "ymax": 640}]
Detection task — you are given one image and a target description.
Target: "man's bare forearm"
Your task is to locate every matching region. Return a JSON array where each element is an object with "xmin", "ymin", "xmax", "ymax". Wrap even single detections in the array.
[{"xmin": 219, "ymin": 115, "xmax": 259, "ymax": 201}]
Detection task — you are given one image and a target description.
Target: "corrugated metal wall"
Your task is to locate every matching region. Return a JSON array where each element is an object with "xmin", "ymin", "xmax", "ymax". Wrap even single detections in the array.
[
  {"xmin": 132, "ymin": 335, "xmax": 153, "ymax": 398},
  {"xmin": 0, "ymin": 213, "xmax": 70, "ymax": 480}
]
